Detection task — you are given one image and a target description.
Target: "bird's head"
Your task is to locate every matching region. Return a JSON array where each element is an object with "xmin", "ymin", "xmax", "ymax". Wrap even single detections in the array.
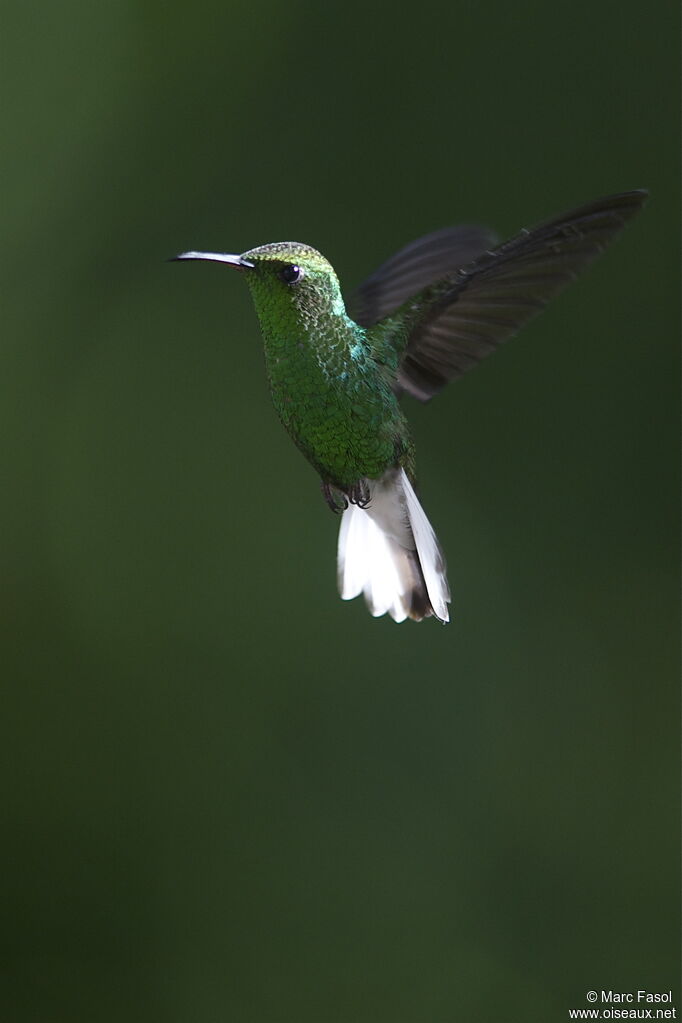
[{"xmin": 173, "ymin": 241, "xmax": 348, "ymax": 333}]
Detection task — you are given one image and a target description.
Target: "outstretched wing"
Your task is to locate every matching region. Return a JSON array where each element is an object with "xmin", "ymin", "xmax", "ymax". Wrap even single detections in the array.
[
  {"xmin": 348, "ymin": 225, "xmax": 498, "ymax": 327},
  {"xmin": 365, "ymin": 191, "xmax": 648, "ymax": 402}
]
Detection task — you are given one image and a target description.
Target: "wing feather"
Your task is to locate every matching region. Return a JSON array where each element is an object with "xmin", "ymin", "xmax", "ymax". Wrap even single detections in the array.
[
  {"xmin": 393, "ymin": 190, "xmax": 648, "ymax": 401},
  {"xmin": 348, "ymin": 224, "xmax": 498, "ymax": 326}
]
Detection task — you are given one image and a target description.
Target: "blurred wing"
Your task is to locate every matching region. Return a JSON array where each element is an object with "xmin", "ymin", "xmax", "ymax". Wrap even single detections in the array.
[
  {"xmin": 348, "ymin": 225, "xmax": 498, "ymax": 326},
  {"xmin": 395, "ymin": 190, "xmax": 648, "ymax": 402}
]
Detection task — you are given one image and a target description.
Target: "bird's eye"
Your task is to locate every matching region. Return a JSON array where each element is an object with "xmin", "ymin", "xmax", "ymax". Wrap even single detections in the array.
[{"xmin": 279, "ymin": 264, "xmax": 302, "ymax": 285}]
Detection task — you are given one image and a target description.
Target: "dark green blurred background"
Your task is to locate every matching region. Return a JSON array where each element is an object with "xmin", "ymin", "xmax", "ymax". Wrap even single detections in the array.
[{"xmin": 2, "ymin": 2, "xmax": 679, "ymax": 1020}]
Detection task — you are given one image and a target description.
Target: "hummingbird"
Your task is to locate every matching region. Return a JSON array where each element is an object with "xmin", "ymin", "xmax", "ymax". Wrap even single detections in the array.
[{"xmin": 174, "ymin": 190, "xmax": 646, "ymax": 624}]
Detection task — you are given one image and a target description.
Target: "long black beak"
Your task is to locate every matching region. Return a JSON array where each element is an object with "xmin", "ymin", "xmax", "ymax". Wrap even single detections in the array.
[{"xmin": 170, "ymin": 251, "xmax": 254, "ymax": 269}]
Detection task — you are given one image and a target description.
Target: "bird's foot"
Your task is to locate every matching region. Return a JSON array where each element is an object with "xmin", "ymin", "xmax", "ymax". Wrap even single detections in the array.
[
  {"xmin": 321, "ymin": 481, "xmax": 348, "ymax": 514},
  {"xmin": 348, "ymin": 479, "xmax": 371, "ymax": 509}
]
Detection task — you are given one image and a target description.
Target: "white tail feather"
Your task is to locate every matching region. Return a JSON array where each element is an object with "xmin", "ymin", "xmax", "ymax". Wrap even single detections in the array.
[
  {"xmin": 400, "ymin": 471, "xmax": 451, "ymax": 622},
  {"xmin": 337, "ymin": 469, "xmax": 450, "ymax": 623}
]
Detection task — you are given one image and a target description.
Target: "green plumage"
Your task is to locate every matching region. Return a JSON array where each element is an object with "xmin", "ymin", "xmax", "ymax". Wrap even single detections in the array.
[{"xmin": 242, "ymin": 242, "xmax": 413, "ymax": 493}]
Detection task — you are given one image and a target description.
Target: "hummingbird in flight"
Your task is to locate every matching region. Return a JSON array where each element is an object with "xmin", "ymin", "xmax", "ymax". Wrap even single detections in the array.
[{"xmin": 174, "ymin": 190, "xmax": 646, "ymax": 624}]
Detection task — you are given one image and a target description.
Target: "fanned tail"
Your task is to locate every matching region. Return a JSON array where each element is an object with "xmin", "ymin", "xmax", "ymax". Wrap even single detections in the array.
[{"xmin": 337, "ymin": 468, "xmax": 450, "ymax": 623}]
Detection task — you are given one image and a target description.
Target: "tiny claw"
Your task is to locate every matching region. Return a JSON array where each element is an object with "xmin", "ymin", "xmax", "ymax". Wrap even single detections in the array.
[
  {"xmin": 348, "ymin": 479, "xmax": 371, "ymax": 509},
  {"xmin": 321, "ymin": 481, "xmax": 348, "ymax": 514}
]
